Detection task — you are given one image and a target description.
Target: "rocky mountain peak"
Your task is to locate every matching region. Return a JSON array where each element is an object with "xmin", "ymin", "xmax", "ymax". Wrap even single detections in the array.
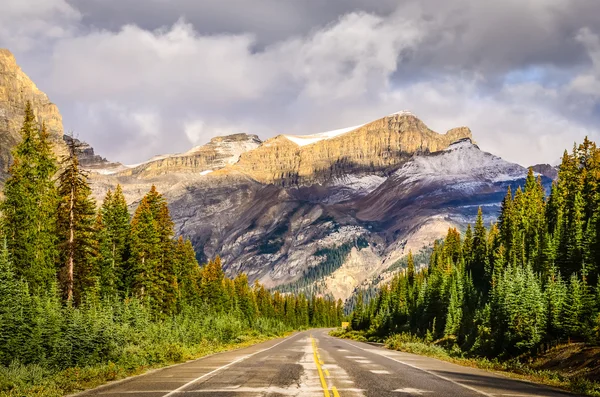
[
  {"xmin": 0, "ymin": 49, "xmax": 65, "ymax": 178},
  {"xmin": 233, "ymin": 113, "xmax": 473, "ymax": 185},
  {"xmin": 209, "ymin": 133, "xmax": 261, "ymax": 145},
  {"xmin": 530, "ymin": 163, "xmax": 559, "ymax": 180}
]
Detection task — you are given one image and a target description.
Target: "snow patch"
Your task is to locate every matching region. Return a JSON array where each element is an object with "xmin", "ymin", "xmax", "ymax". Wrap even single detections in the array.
[
  {"xmin": 326, "ymin": 174, "xmax": 387, "ymax": 204},
  {"xmin": 90, "ymin": 165, "xmax": 130, "ymax": 175},
  {"xmin": 199, "ymin": 170, "xmax": 213, "ymax": 176},
  {"xmin": 395, "ymin": 139, "xmax": 526, "ymax": 185},
  {"xmin": 93, "ymin": 169, "xmax": 118, "ymax": 175},
  {"xmin": 283, "ymin": 123, "xmax": 366, "ymax": 147},
  {"xmin": 388, "ymin": 110, "xmax": 414, "ymax": 117},
  {"xmin": 337, "ymin": 174, "xmax": 386, "ymax": 192},
  {"xmin": 125, "ymin": 154, "xmax": 171, "ymax": 169}
]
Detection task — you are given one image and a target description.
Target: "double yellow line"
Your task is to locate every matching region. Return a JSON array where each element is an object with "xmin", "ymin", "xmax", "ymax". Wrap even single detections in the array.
[{"xmin": 311, "ymin": 335, "xmax": 340, "ymax": 397}]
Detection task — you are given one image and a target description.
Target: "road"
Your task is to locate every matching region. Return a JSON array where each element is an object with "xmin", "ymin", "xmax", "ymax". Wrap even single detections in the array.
[{"xmin": 75, "ymin": 329, "xmax": 578, "ymax": 396}]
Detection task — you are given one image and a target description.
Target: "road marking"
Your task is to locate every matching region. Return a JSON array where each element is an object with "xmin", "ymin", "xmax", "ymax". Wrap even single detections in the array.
[
  {"xmin": 370, "ymin": 370, "xmax": 391, "ymax": 374},
  {"xmin": 325, "ymin": 369, "xmax": 331, "ymax": 377},
  {"xmin": 311, "ymin": 336, "xmax": 331, "ymax": 397},
  {"xmin": 393, "ymin": 387, "xmax": 432, "ymax": 395},
  {"xmin": 332, "ymin": 386, "xmax": 341, "ymax": 397},
  {"xmin": 161, "ymin": 333, "xmax": 302, "ymax": 396},
  {"xmin": 337, "ymin": 339, "xmax": 494, "ymax": 397},
  {"xmin": 161, "ymin": 387, "xmax": 362, "ymax": 393}
]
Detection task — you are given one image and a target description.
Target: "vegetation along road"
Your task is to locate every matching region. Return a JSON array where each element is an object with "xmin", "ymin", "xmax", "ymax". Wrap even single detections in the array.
[{"xmin": 75, "ymin": 329, "xmax": 576, "ymax": 397}]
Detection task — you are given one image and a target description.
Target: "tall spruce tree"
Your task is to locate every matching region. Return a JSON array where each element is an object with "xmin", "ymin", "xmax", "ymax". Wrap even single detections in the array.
[
  {"xmin": 1, "ymin": 103, "xmax": 59, "ymax": 294},
  {"xmin": 94, "ymin": 185, "xmax": 131, "ymax": 297},
  {"xmin": 57, "ymin": 135, "xmax": 96, "ymax": 303}
]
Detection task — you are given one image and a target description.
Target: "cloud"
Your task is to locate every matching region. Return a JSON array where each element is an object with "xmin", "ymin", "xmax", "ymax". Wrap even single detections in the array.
[
  {"xmin": 1, "ymin": 1, "xmax": 600, "ymax": 166},
  {"xmin": 571, "ymin": 28, "xmax": 600, "ymax": 98},
  {"xmin": 0, "ymin": 0, "xmax": 80, "ymax": 52},
  {"xmin": 45, "ymin": 13, "xmax": 425, "ymax": 162}
]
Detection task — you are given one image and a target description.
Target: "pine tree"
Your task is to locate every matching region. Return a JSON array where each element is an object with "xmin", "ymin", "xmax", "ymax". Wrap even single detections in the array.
[
  {"xmin": 407, "ymin": 250, "xmax": 415, "ymax": 287},
  {"xmin": 173, "ymin": 237, "xmax": 200, "ymax": 306},
  {"xmin": 471, "ymin": 207, "xmax": 488, "ymax": 293},
  {"xmin": 200, "ymin": 256, "xmax": 227, "ymax": 310},
  {"xmin": 1, "ymin": 103, "xmax": 59, "ymax": 294},
  {"xmin": 444, "ymin": 269, "xmax": 463, "ymax": 337},
  {"xmin": 0, "ymin": 240, "xmax": 29, "ymax": 365},
  {"xmin": 94, "ymin": 185, "xmax": 131, "ymax": 297},
  {"xmin": 498, "ymin": 186, "xmax": 514, "ymax": 261},
  {"xmin": 129, "ymin": 197, "xmax": 160, "ymax": 306},
  {"xmin": 545, "ymin": 267, "xmax": 567, "ymax": 339},
  {"xmin": 57, "ymin": 135, "xmax": 97, "ymax": 303},
  {"xmin": 234, "ymin": 273, "xmax": 257, "ymax": 324}
]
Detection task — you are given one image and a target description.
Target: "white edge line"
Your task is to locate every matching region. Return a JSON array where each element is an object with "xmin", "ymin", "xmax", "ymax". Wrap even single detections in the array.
[
  {"xmin": 336, "ymin": 338, "xmax": 493, "ymax": 397},
  {"xmin": 162, "ymin": 333, "xmax": 301, "ymax": 396}
]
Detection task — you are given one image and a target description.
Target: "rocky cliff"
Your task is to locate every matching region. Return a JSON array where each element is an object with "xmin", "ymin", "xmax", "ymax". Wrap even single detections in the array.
[
  {"xmin": 231, "ymin": 112, "xmax": 473, "ymax": 185},
  {"xmin": 116, "ymin": 133, "xmax": 262, "ymax": 178},
  {"xmin": 1, "ymin": 48, "xmax": 545, "ymax": 301},
  {"xmin": 0, "ymin": 49, "xmax": 64, "ymax": 177}
]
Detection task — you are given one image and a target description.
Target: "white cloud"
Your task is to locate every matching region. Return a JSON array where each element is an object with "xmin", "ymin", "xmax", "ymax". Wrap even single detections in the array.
[
  {"xmin": 1, "ymin": 1, "xmax": 599, "ymax": 166},
  {"xmin": 571, "ymin": 28, "xmax": 600, "ymax": 98},
  {"xmin": 0, "ymin": 0, "xmax": 80, "ymax": 52}
]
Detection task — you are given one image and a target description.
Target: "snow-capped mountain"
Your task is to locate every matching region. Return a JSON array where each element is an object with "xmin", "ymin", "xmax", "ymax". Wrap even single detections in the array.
[{"xmin": 0, "ymin": 49, "xmax": 551, "ymax": 300}]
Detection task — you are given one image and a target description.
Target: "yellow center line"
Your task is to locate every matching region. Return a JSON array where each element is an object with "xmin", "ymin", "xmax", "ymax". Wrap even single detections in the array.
[
  {"xmin": 311, "ymin": 336, "xmax": 332, "ymax": 397},
  {"xmin": 332, "ymin": 386, "xmax": 341, "ymax": 397}
]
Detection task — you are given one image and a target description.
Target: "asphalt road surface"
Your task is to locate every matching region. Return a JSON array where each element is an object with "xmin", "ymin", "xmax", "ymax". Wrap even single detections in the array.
[{"xmin": 75, "ymin": 329, "xmax": 578, "ymax": 396}]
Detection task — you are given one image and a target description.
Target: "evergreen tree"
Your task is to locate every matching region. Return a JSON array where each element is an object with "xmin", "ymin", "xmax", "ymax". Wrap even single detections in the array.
[
  {"xmin": 57, "ymin": 135, "xmax": 96, "ymax": 303},
  {"xmin": 200, "ymin": 256, "xmax": 227, "ymax": 310},
  {"xmin": 1, "ymin": 103, "xmax": 59, "ymax": 294},
  {"xmin": 94, "ymin": 185, "xmax": 131, "ymax": 297},
  {"xmin": 471, "ymin": 208, "xmax": 488, "ymax": 293},
  {"xmin": 129, "ymin": 196, "xmax": 160, "ymax": 307},
  {"xmin": 407, "ymin": 250, "xmax": 415, "ymax": 287}
]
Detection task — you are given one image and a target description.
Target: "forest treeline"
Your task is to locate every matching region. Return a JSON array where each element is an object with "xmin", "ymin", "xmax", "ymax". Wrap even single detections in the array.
[
  {"xmin": 351, "ymin": 138, "xmax": 600, "ymax": 358},
  {"xmin": 0, "ymin": 104, "xmax": 342, "ymax": 391}
]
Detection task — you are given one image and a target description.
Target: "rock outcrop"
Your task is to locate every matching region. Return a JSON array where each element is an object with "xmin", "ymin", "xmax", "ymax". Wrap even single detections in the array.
[
  {"xmin": 531, "ymin": 163, "xmax": 559, "ymax": 180},
  {"xmin": 231, "ymin": 112, "xmax": 473, "ymax": 185},
  {"xmin": 0, "ymin": 48, "xmax": 545, "ymax": 301},
  {"xmin": 116, "ymin": 133, "xmax": 262, "ymax": 178},
  {"xmin": 0, "ymin": 49, "xmax": 64, "ymax": 177}
]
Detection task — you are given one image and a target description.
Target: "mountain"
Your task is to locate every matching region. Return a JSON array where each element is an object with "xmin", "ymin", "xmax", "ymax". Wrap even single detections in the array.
[
  {"xmin": 530, "ymin": 163, "xmax": 559, "ymax": 180},
  {"xmin": 0, "ymin": 49, "xmax": 65, "ymax": 179},
  {"xmin": 0, "ymin": 49, "xmax": 547, "ymax": 300},
  {"xmin": 230, "ymin": 111, "xmax": 473, "ymax": 185},
  {"xmin": 86, "ymin": 116, "xmax": 535, "ymax": 300}
]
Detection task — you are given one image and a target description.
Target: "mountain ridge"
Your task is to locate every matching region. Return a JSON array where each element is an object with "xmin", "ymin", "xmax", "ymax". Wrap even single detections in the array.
[{"xmin": 0, "ymin": 48, "xmax": 546, "ymax": 300}]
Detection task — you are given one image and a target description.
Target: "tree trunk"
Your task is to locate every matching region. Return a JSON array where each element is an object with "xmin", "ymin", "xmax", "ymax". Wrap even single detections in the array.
[{"xmin": 67, "ymin": 183, "xmax": 75, "ymax": 302}]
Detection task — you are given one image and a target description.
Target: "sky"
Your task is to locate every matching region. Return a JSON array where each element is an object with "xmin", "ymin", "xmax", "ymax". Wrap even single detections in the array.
[{"xmin": 1, "ymin": 0, "xmax": 600, "ymax": 166}]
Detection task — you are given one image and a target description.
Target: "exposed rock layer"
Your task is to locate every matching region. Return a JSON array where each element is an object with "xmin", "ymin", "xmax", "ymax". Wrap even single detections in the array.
[
  {"xmin": 231, "ymin": 115, "xmax": 473, "ymax": 185},
  {"xmin": 0, "ymin": 48, "xmax": 542, "ymax": 300},
  {"xmin": 0, "ymin": 49, "xmax": 64, "ymax": 176}
]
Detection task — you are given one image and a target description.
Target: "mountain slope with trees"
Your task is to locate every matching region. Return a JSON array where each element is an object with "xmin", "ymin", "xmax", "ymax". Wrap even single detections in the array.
[
  {"xmin": 345, "ymin": 138, "xmax": 600, "ymax": 391},
  {"xmin": 0, "ymin": 105, "xmax": 343, "ymax": 397}
]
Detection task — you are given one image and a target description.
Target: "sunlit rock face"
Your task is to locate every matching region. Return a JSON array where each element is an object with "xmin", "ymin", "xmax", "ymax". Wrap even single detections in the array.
[
  {"xmin": 1, "ymin": 48, "xmax": 547, "ymax": 300},
  {"xmin": 0, "ymin": 49, "xmax": 65, "ymax": 178}
]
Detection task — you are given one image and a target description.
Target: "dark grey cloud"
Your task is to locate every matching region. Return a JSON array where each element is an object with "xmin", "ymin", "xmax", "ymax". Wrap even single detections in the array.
[
  {"xmin": 1, "ymin": 0, "xmax": 600, "ymax": 166},
  {"xmin": 69, "ymin": 0, "xmax": 400, "ymax": 44}
]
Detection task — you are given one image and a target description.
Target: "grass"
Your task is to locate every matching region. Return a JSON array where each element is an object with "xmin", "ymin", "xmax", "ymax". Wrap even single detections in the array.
[
  {"xmin": 330, "ymin": 329, "xmax": 600, "ymax": 397},
  {"xmin": 0, "ymin": 332, "xmax": 289, "ymax": 397}
]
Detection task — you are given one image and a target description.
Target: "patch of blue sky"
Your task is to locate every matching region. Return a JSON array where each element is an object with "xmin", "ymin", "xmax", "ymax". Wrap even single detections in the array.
[{"xmin": 503, "ymin": 66, "xmax": 570, "ymax": 88}]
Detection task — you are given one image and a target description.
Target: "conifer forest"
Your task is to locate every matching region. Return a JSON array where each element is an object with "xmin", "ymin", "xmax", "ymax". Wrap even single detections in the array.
[
  {"xmin": 0, "ymin": 105, "xmax": 343, "ymax": 395},
  {"xmin": 349, "ymin": 137, "xmax": 600, "ymax": 359}
]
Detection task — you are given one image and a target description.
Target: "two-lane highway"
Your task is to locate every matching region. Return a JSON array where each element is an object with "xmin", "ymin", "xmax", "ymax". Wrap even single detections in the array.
[{"xmin": 75, "ymin": 329, "xmax": 578, "ymax": 396}]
